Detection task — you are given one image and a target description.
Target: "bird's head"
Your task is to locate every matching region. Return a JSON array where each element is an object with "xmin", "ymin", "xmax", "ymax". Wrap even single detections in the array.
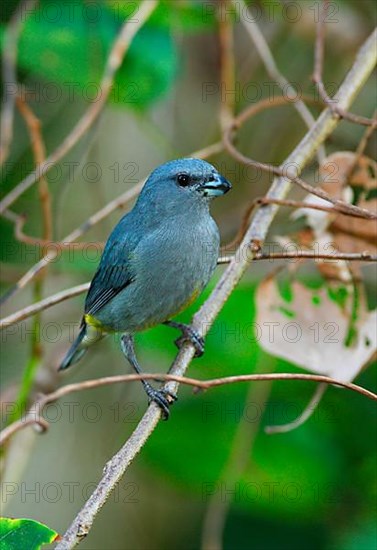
[{"xmin": 139, "ymin": 158, "xmax": 232, "ymax": 212}]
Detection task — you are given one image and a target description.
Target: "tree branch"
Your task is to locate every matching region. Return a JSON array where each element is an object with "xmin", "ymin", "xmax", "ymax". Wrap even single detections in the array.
[
  {"xmin": 2, "ymin": 248, "xmax": 375, "ymax": 330},
  {"xmin": 218, "ymin": 0, "xmax": 236, "ymax": 130},
  {"xmin": 312, "ymin": 0, "xmax": 376, "ymax": 127},
  {"xmin": 16, "ymin": 96, "xmax": 52, "ymax": 241},
  {"xmin": 223, "ymin": 111, "xmax": 377, "ymax": 221},
  {"xmin": 54, "ymin": 27, "xmax": 377, "ymax": 549},
  {"xmin": 1, "ymin": 372, "xmax": 376, "ymax": 447},
  {"xmin": 236, "ymin": 0, "xmax": 326, "ymax": 164},
  {"xmin": 265, "ymin": 382, "xmax": 328, "ymax": 434}
]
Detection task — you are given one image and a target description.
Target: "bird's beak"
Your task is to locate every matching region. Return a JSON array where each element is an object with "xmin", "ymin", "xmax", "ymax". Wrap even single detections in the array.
[{"xmin": 201, "ymin": 174, "xmax": 232, "ymax": 197}]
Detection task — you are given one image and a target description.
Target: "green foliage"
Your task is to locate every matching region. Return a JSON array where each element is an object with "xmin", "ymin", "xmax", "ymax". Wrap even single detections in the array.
[
  {"xmin": 137, "ymin": 283, "xmax": 376, "ymax": 532},
  {"xmin": 327, "ymin": 285, "xmax": 349, "ymax": 309},
  {"xmin": 1, "ymin": 0, "xmax": 178, "ymax": 110},
  {"xmin": 0, "ymin": 518, "xmax": 58, "ymax": 550},
  {"xmin": 276, "ymin": 271, "xmax": 294, "ymax": 303}
]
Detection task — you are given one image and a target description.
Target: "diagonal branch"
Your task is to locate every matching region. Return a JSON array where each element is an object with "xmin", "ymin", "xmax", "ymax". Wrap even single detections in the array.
[
  {"xmin": 235, "ymin": 0, "xmax": 326, "ymax": 164},
  {"xmin": 312, "ymin": 0, "xmax": 376, "ymax": 127},
  {"xmin": 54, "ymin": 27, "xmax": 377, "ymax": 549}
]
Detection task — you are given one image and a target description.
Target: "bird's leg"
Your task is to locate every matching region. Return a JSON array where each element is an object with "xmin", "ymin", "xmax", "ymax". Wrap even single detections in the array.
[
  {"xmin": 163, "ymin": 320, "xmax": 205, "ymax": 358},
  {"xmin": 120, "ymin": 334, "xmax": 177, "ymax": 420}
]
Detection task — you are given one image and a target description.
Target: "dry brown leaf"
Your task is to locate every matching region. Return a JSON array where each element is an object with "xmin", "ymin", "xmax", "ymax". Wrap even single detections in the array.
[
  {"xmin": 290, "ymin": 152, "xmax": 376, "ymax": 279},
  {"xmin": 330, "ymin": 155, "xmax": 377, "ymax": 241},
  {"xmin": 256, "ymin": 276, "xmax": 376, "ymax": 382}
]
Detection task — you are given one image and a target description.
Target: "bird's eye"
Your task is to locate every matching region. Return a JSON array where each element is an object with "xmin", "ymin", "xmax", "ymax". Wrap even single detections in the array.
[{"xmin": 177, "ymin": 173, "xmax": 190, "ymax": 187}]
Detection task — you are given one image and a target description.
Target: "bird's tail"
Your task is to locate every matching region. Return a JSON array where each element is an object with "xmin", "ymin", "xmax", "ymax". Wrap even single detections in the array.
[{"xmin": 59, "ymin": 323, "xmax": 87, "ymax": 371}]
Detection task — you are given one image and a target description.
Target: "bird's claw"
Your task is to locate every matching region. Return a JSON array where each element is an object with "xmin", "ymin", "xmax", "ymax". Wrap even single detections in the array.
[
  {"xmin": 174, "ymin": 326, "xmax": 205, "ymax": 358},
  {"xmin": 146, "ymin": 386, "xmax": 177, "ymax": 420}
]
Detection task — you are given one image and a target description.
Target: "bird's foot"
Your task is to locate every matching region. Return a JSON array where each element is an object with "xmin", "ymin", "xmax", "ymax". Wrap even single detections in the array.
[
  {"xmin": 174, "ymin": 324, "xmax": 205, "ymax": 358},
  {"xmin": 145, "ymin": 384, "xmax": 177, "ymax": 420}
]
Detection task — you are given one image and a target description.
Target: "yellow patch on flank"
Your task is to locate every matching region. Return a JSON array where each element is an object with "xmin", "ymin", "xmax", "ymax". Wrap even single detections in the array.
[{"xmin": 84, "ymin": 314, "xmax": 114, "ymax": 333}]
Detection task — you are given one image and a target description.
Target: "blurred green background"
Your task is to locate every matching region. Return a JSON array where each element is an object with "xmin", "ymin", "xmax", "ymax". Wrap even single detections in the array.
[{"xmin": 1, "ymin": 1, "xmax": 376, "ymax": 549}]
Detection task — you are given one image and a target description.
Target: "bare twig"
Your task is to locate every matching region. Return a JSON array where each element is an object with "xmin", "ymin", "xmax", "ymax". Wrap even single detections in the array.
[
  {"xmin": 1, "ymin": 372, "xmax": 376, "ymax": 446},
  {"xmin": 2, "ymin": 248, "xmax": 375, "ymax": 330},
  {"xmin": 312, "ymin": 0, "xmax": 376, "ymax": 127},
  {"xmin": 2, "ymin": 209, "xmax": 104, "ymax": 250},
  {"xmin": 218, "ymin": 250, "xmax": 377, "ymax": 264},
  {"xmin": 235, "ymin": 0, "xmax": 325, "ymax": 164},
  {"xmin": 0, "ymin": 0, "xmax": 158, "ymax": 214},
  {"xmin": 8, "ymin": 93, "xmax": 52, "ymax": 424},
  {"xmin": 265, "ymin": 383, "xmax": 328, "ymax": 434},
  {"xmin": 354, "ymin": 108, "xmax": 377, "ymax": 159},
  {"xmin": 218, "ymin": 0, "xmax": 236, "ymax": 130},
  {"xmin": 223, "ymin": 125, "xmax": 377, "ymax": 220},
  {"xmin": 16, "ymin": 96, "xmax": 52, "ymax": 241},
  {"xmin": 0, "ymin": 283, "xmax": 89, "ymax": 329},
  {"xmin": 54, "ymin": 28, "xmax": 377, "ymax": 549},
  {"xmin": 220, "ymin": 195, "xmax": 374, "ymax": 251},
  {"xmin": 0, "ymin": 0, "xmax": 38, "ymax": 166},
  {"xmin": 221, "ymin": 95, "xmax": 376, "ymax": 220}
]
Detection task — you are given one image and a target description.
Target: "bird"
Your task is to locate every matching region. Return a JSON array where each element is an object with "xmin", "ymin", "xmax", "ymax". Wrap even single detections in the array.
[{"xmin": 59, "ymin": 158, "xmax": 231, "ymax": 418}]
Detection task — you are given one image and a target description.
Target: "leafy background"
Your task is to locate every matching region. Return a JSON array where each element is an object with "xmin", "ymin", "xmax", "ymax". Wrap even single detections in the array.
[{"xmin": 0, "ymin": 1, "xmax": 376, "ymax": 549}]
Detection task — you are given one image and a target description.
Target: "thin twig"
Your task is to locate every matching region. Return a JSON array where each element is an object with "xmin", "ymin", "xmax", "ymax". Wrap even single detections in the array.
[
  {"xmin": 312, "ymin": 0, "xmax": 376, "ymax": 127},
  {"xmin": 218, "ymin": 0, "xmax": 236, "ymax": 130},
  {"xmin": 2, "ymin": 248, "xmax": 375, "ymax": 330},
  {"xmin": 220, "ymin": 195, "xmax": 372, "ymax": 251},
  {"xmin": 55, "ymin": 28, "xmax": 377, "ymax": 549},
  {"xmin": 0, "ymin": 283, "xmax": 89, "ymax": 329},
  {"xmin": 265, "ymin": 382, "xmax": 328, "ymax": 434},
  {"xmin": 0, "ymin": 0, "xmax": 38, "ymax": 166},
  {"xmin": 354, "ymin": 108, "xmax": 377, "ymax": 159},
  {"xmin": 16, "ymin": 96, "xmax": 52, "ymax": 241},
  {"xmin": 0, "ymin": 0, "xmax": 158, "ymax": 214},
  {"xmin": 235, "ymin": 0, "xmax": 325, "ymax": 164},
  {"xmin": 221, "ymin": 95, "xmax": 376, "ymax": 220},
  {"xmin": 223, "ymin": 126, "xmax": 377, "ymax": 220},
  {"xmin": 1, "ymin": 372, "xmax": 376, "ymax": 446},
  {"xmin": 7, "ymin": 92, "xmax": 53, "ymax": 424},
  {"xmin": 3, "ymin": 209, "xmax": 104, "ymax": 250},
  {"xmin": 218, "ymin": 250, "xmax": 377, "ymax": 264}
]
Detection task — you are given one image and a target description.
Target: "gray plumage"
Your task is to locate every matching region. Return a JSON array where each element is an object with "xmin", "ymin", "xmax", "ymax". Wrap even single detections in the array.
[{"xmin": 60, "ymin": 158, "xmax": 231, "ymax": 370}]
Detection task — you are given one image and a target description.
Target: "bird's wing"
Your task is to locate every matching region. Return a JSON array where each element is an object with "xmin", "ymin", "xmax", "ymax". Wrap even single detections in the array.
[
  {"xmin": 84, "ymin": 217, "xmax": 138, "ymax": 316},
  {"xmin": 84, "ymin": 263, "xmax": 135, "ymax": 316}
]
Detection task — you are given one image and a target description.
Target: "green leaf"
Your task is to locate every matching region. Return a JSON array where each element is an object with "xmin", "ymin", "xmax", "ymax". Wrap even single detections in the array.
[
  {"xmin": 327, "ymin": 285, "xmax": 349, "ymax": 310},
  {"xmin": 111, "ymin": 27, "xmax": 178, "ymax": 110},
  {"xmin": 0, "ymin": 518, "xmax": 59, "ymax": 550},
  {"xmin": 276, "ymin": 271, "xmax": 294, "ymax": 303},
  {"xmin": 5, "ymin": 0, "xmax": 177, "ymax": 109}
]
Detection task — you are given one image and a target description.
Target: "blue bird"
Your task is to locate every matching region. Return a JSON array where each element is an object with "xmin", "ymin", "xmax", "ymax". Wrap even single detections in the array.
[{"xmin": 59, "ymin": 158, "xmax": 231, "ymax": 417}]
